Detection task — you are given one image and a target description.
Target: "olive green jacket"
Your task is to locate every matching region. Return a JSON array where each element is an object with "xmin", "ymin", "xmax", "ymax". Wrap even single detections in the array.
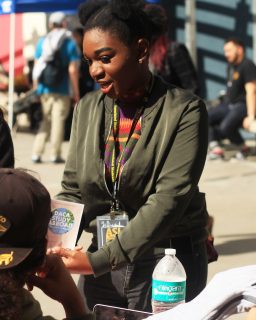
[{"xmin": 57, "ymin": 76, "xmax": 209, "ymax": 277}]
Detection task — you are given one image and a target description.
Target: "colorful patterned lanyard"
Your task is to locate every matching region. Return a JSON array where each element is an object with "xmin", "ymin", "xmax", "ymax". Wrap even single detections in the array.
[
  {"xmin": 110, "ymin": 103, "xmax": 144, "ymax": 211},
  {"xmin": 110, "ymin": 76, "xmax": 154, "ymax": 211}
]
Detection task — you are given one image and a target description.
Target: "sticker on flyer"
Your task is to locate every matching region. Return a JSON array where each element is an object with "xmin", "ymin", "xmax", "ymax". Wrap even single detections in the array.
[{"xmin": 49, "ymin": 207, "xmax": 75, "ymax": 234}]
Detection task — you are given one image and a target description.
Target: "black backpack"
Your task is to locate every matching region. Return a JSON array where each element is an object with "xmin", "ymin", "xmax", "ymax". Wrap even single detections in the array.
[
  {"xmin": 39, "ymin": 48, "xmax": 65, "ymax": 87},
  {"xmin": 163, "ymin": 41, "xmax": 200, "ymax": 95}
]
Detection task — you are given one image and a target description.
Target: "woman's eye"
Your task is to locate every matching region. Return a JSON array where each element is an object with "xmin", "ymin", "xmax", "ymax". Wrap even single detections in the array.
[
  {"xmin": 100, "ymin": 56, "xmax": 111, "ymax": 64},
  {"xmin": 83, "ymin": 57, "xmax": 91, "ymax": 66}
]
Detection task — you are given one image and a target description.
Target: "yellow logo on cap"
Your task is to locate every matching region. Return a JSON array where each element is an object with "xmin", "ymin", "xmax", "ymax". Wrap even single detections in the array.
[
  {"xmin": 0, "ymin": 215, "xmax": 11, "ymax": 234},
  {"xmin": 0, "ymin": 251, "xmax": 13, "ymax": 266},
  {"xmin": 0, "ymin": 225, "xmax": 7, "ymax": 232},
  {"xmin": 0, "ymin": 216, "xmax": 7, "ymax": 233}
]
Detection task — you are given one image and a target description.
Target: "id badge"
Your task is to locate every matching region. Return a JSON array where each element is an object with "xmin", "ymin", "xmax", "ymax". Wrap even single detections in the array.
[{"xmin": 97, "ymin": 211, "xmax": 129, "ymax": 249}]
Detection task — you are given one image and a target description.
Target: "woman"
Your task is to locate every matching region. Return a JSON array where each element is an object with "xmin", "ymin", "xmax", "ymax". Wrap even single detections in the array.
[{"xmin": 53, "ymin": 0, "xmax": 209, "ymax": 312}]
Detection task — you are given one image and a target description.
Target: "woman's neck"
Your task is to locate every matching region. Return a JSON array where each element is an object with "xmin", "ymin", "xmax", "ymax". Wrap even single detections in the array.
[{"xmin": 118, "ymin": 71, "xmax": 152, "ymax": 106}]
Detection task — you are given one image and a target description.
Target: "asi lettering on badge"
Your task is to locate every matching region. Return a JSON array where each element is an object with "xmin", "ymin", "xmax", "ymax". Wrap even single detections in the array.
[{"xmin": 47, "ymin": 199, "xmax": 84, "ymax": 249}]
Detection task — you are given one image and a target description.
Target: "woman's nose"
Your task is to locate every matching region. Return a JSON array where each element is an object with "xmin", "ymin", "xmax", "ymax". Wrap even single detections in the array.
[{"xmin": 90, "ymin": 62, "xmax": 104, "ymax": 80}]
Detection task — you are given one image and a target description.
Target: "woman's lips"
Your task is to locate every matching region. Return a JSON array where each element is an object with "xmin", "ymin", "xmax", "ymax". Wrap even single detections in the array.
[{"xmin": 99, "ymin": 82, "xmax": 113, "ymax": 94}]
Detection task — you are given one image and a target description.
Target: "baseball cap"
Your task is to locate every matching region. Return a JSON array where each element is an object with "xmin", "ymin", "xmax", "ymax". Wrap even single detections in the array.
[
  {"xmin": 0, "ymin": 168, "xmax": 51, "ymax": 270},
  {"xmin": 49, "ymin": 11, "xmax": 66, "ymax": 25}
]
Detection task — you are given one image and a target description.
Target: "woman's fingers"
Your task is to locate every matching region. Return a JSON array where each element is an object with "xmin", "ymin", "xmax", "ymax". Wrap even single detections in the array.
[{"xmin": 47, "ymin": 245, "xmax": 83, "ymax": 255}]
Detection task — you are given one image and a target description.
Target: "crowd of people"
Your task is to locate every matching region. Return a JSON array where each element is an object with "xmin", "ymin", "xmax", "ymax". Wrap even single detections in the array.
[{"xmin": 0, "ymin": 0, "xmax": 256, "ymax": 319}]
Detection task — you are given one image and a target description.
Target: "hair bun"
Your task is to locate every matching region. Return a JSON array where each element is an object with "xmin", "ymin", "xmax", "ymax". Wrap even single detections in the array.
[
  {"xmin": 78, "ymin": 0, "xmax": 108, "ymax": 26},
  {"xmin": 110, "ymin": 0, "xmax": 145, "ymax": 20}
]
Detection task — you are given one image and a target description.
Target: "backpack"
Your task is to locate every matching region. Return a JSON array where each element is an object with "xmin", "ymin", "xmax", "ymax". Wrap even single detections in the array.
[
  {"xmin": 39, "ymin": 48, "xmax": 64, "ymax": 87},
  {"xmin": 164, "ymin": 41, "xmax": 200, "ymax": 94}
]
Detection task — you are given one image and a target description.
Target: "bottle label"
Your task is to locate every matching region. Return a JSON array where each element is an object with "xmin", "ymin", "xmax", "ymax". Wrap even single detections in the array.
[{"xmin": 152, "ymin": 279, "xmax": 186, "ymax": 303}]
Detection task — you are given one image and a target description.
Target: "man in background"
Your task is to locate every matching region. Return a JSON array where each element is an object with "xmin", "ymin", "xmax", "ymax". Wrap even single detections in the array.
[
  {"xmin": 208, "ymin": 37, "xmax": 256, "ymax": 160},
  {"xmin": 31, "ymin": 12, "xmax": 80, "ymax": 164}
]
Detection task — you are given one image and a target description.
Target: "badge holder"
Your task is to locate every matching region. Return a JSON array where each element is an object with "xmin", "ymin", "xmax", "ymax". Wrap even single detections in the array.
[{"xmin": 97, "ymin": 199, "xmax": 129, "ymax": 249}]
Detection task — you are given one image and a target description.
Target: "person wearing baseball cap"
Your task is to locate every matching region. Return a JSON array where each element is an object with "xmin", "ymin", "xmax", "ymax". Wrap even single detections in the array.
[
  {"xmin": 49, "ymin": 11, "xmax": 67, "ymax": 28},
  {"xmin": 0, "ymin": 168, "xmax": 91, "ymax": 320},
  {"xmin": 31, "ymin": 8, "xmax": 80, "ymax": 164}
]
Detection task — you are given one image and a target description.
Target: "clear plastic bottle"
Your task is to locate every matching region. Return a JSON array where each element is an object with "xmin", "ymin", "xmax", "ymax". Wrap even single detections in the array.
[{"xmin": 151, "ymin": 248, "xmax": 186, "ymax": 314}]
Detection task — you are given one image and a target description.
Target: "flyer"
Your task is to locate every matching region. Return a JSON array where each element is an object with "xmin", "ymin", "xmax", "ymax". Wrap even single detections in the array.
[{"xmin": 47, "ymin": 199, "xmax": 84, "ymax": 249}]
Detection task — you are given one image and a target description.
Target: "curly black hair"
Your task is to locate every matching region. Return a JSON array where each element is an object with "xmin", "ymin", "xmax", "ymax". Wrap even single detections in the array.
[
  {"xmin": 78, "ymin": 0, "xmax": 156, "ymax": 46},
  {"xmin": 143, "ymin": 3, "xmax": 168, "ymax": 39}
]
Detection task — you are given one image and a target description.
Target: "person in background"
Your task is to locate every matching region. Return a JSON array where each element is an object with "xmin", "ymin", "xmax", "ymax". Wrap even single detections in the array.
[
  {"xmin": 72, "ymin": 27, "xmax": 94, "ymax": 99},
  {"xmin": 50, "ymin": 0, "xmax": 209, "ymax": 313},
  {"xmin": 0, "ymin": 168, "xmax": 90, "ymax": 320},
  {"xmin": 63, "ymin": 27, "xmax": 95, "ymax": 141},
  {"xmin": 0, "ymin": 108, "xmax": 14, "ymax": 168},
  {"xmin": 207, "ymin": 37, "xmax": 256, "ymax": 161},
  {"xmin": 144, "ymin": 3, "xmax": 199, "ymax": 95},
  {"xmin": 31, "ymin": 11, "xmax": 80, "ymax": 164},
  {"xmin": 0, "ymin": 63, "xmax": 9, "ymax": 91}
]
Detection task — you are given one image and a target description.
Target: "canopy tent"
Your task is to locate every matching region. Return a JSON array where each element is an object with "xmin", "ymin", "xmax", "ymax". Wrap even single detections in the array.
[
  {"xmin": 0, "ymin": 0, "xmax": 86, "ymax": 128},
  {"xmin": 0, "ymin": 0, "xmax": 85, "ymax": 14}
]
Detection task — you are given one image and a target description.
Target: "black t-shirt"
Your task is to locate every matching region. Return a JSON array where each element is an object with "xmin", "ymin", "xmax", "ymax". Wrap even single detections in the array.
[{"xmin": 227, "ymin": 58, "xmax": 256, "ymax": 104}]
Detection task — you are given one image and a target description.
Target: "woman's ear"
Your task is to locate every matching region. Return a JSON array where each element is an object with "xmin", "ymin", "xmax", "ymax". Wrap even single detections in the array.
[{"xmin": 137, "ymin": 38, "xmax": 150, "ymax": 64}]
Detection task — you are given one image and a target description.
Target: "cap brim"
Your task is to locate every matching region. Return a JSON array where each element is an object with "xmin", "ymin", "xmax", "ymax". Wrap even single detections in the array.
[{"xmin": 0, "ymin": 247, "xmax": 33, "ymax": 269}]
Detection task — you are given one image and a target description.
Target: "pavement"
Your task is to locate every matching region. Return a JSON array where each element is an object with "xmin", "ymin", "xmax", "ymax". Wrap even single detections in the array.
[{"xmin": 12, "ymin": 118, "xmax": 256, "ymax": 319}]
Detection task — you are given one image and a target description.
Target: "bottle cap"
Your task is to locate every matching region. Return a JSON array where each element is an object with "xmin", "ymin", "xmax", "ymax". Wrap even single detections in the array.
[{"xmin": 165, "ymin": 248, "xmax": 176, "ymax": 255}]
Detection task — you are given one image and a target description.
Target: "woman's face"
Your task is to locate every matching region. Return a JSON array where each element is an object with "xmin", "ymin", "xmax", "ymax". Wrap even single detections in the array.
[{"xmin": 83, "ymin": 28, "xmax": 147, "ymax": 102}]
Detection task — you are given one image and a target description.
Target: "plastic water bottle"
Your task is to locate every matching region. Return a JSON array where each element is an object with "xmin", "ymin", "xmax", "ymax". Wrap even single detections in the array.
[{"xmin": 151, "ymin": 248, "xmax": 186, "ymax": 313}]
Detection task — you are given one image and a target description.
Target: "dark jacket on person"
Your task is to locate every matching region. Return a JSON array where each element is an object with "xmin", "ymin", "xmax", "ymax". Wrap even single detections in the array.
[
  {"xmin": 57, "ymin": 76, "xmax": 208, "ymax": 277},
  {"xmin": 150, "ymin": 41, "xmax": 200, "ymax": 95},
  {"xmin": 0, "ymin": 109, "xmax": 14, "ymax": 168}
]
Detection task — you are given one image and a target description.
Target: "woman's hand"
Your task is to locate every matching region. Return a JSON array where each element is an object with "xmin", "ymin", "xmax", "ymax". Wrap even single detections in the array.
[
  {"xmin": 47, "ymin": 246, "xmax": 94, "ymax": 275},
  {"xmin": 26, "ymin": 254, "xmax": 87, "ymax": 318}
]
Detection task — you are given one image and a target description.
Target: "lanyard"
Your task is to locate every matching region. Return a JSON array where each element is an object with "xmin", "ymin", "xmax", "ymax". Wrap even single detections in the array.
[
  {"xmin": 110, "ymin": 103, "xmax": 144, "ymax": 211},
  {"xmin": 110, "ymin": 74, "xmax": 154, "ymax": 211}
]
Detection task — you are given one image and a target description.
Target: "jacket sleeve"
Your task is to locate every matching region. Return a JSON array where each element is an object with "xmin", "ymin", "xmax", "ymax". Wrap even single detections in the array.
[
  {"xmin": 56, "ymin": 104, "xmax": 82, "ymax": 204},
  {"xmin": 88, "ymin": 97, "xmax": 208, "ymax": 276}
]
